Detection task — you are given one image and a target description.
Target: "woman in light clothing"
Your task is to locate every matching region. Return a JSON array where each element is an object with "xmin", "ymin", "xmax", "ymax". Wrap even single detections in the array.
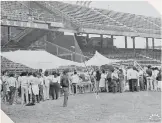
[
  {"xmin": 28, "ymin": 72, "xmax": 35, "ymax": 103},
  {"xmin": 44, "ymin": 71, "xmax": 50, "ymax": 100},
  {"xmin": 99, "ymin": 70, "xmax": 107, "ymax": 92},
  {"xmin": 31, "ymin": 73, "xmax": 40, "ymax": 103},
  {"xmin": 38, "ymin": 74, "xmax": 44, "ymax": 101}
]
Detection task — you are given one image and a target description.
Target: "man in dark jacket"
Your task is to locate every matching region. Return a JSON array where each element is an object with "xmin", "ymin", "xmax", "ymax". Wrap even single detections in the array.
[{"xmin": 60, "ymin": 70, "xmax": 69, "ymax": 107}]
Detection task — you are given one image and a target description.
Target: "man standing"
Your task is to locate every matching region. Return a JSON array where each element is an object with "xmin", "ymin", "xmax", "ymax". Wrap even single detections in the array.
[
  {"xmin": 111, "ymin": 69, "xmax": 118, "ymax": 93},
  {"xmin": 71, "ymin": 71, "xmax": 79, "ymax": 95},
  {"xmin": 118, "ymin": 69, "xmax": 124, "ymax": 93},
  {"xmin": 7, "ymin": 73, "xmax": 17, "ymax": 105},
  {"xmin": 128, "ymin": 67, "xmax": 139, "ymax": 92},
  {"xmin": 152, "ymin": 67, "xmax": 159, "ymax": 91},
  {"xmin": 127, "ymin": 67, "xmax": 133, "ymax": 92},
  {"xmin": 138, "ymin": 69, "xmax": 144, "ymax": 91},
  {"xmin": 20, "ymin": 72, "xmax": 29, "ymax": 105},
  {"xmin": 146, "ymin": 65, "xmax": 153, "ymax": 91},
  {"xmin": 60, "ymin": 70, "xmax": 69, "ymax": 107},
  {"xmin": 1, "ymin": 71, "xmax": 9, "ymax": 103}
]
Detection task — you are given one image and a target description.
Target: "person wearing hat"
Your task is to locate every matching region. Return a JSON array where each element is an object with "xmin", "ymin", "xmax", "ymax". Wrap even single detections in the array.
[{"xmin": 60, "ymin": 70, "xmax": 69, "ymax": 107}]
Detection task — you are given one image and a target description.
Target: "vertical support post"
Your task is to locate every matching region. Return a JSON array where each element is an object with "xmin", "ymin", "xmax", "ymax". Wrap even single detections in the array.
[
  {"xmin": 125, "ymin": 36, "xmax": 127, "ymax": 48},
  {"xmin": 132, "ymin": 36, "xmax": 136, "ymax": 57},
  {"xmin": 111, "ymin": 35, "xmax": 114, "ymax": 47},
  {"xmin": 100, "ymin": 34, "xmax": 103, "ymax": 48},
  {"xmin": 152, "ymin": 38, "xmax": 155, "ymax": 50},
  {"xmin": 146, "ymin": 37, "xmax": 149, "ymax": 50},
  {"xmin": 8, "ymin": 26, "xmax": 10, "ymax": 41},
  {"xmin": 132, "ymin": 36, "xmax": 135, "ymax": 49},
  {"xmin": 56, "ymin": 47, "xmax": 58, "ymax": 56}
]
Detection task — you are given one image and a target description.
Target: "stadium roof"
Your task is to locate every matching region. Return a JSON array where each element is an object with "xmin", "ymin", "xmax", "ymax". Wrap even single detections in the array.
[{"xmin": 1, "ymin": 1, "xmax": 161, "ymax": 38}]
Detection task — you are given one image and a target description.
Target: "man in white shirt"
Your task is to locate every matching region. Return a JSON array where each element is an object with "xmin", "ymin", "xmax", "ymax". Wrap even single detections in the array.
[
  {"xmin": 128, "ymin": 67, "xmax": 139, "ymax": 92},
  {"xmin": 127, "ymin": 67, "xmax": 133, "ymax": 92},
  {"xmin": 71, "ymin": 71, "xmax": 80, "ymax": 94},
  {"xmin": 38, "ymin": 74, "xmax": 44, "ymax": 101},
  {"xmin": 20, "ymin": 72, "xmax": 29, "ymax": 105}
]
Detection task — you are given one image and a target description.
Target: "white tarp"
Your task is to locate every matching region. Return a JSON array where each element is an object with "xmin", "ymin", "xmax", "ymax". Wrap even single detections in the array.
[
  {"xmin": 1, "ymin": 50, "xmax": 83, "ymax": 69},
  {"xmin": 85, "ymin": 51, "xmax": 120, "ymax": 66}
]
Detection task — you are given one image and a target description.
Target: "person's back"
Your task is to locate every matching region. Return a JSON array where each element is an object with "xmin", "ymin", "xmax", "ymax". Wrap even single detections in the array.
[
  {"xmin": 21, "ymin": 76, "xmax": 28, "ymax": 87},
  {"xmin": 107, "ymin": 71, "xmax": 112, "ymax": 79},
  {"xmin": 71, "ymin": 74, "xmax": 79, "ymax": 84},
  {"xmin": 7, "ymin": 77, "xmax": 17, "ymax": 88},
  {"xmin": 96, "ymin": 71, "xmax": 101, "ymax": 81},
  {"xmin": 130, "ymin": 69, "xmax": 138, "ymax": 79},
  {"xmin": 60, "ymin": 74, "xmax": 69, "ymax": 87},
  {"xmin": 61, "ymin": 71, "xmax": 69, "ymax": 107},
  {"xmin": 146, "ymin": 68, "xmax": 152, "ymax": 77},
  {"xmin": 156, "ymin": 71, "xmax": 161, "ymax": 81}
]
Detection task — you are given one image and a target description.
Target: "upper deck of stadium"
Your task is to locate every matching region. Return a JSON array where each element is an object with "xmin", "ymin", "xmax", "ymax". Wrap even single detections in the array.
[{"xmin": 1, "ymin": 1, "xmax": 161, "ymax": 38}]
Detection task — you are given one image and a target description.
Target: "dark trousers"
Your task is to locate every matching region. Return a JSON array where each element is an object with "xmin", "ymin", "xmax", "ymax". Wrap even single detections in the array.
[
  {"xmin": 112, "ymin": 80, "xmax": 117, "ymax": 93},
  {"xmin": 62, "ymin": 87, "xmax": 69, "ymax": 107},
  {"xmin": 129, "ymin": 80, "xmax": 132, "ymax": 91},
  {"xmin": 72, "ymin": 83, "xmax": 77, "ymax": 94},
  {"xmin": 51, "ymin": 83, "xmax": 60, "ymax": 100},
  {"xmin": 9, "ymin": 86, "xmax": 16, "ymax": 105},
  {"xmin": 32, "ymin": 95, "xmax": 40, "ymax": 103},
  {"xmin": 130, "ymin": 79, "xmax": 138, "ymax": 92},
  {"xmin": 139, "ymin": 77, "xmax": 144, "ymax": 91},
  {"xmin": 39, "ymin": 85, "xmax": 44, "ymax": 101}
]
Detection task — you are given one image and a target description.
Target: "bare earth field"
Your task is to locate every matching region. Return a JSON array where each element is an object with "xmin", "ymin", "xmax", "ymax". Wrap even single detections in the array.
[{"xmin": 1, "ymin": 91, "xmax": 161, "ymax": 123}]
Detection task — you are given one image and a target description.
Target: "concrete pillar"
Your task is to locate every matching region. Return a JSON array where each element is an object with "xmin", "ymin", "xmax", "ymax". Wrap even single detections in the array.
[
  {"xmin": 111, "ymin": 35, "xmax": 114, "ymax": 46},
  {"xmin": 100, "ymin": 34, "xmax": 103, "ymax": 48},
  {"xmin": 146, "ymin": 37, "xmax": 149, "ymax": 50},
  {"xmin": 152, "ymin": 38, "xmax": 155, "ymax": 50},
  {"xmin": 8, "ymin": 27, "xmax": 10, "ymax": 41},
  {"xmin": 86, "ymin": 34, "xmax": 89, "ymax": 43},
  {"xmin": 86, "ymin": 34, "xmax": 89, "ymax": 39},
  {"xmin": 132, "ymin": 36, "xmax": 135, "ymax": 49},
  {"xmin": 125, "ymin": 36, "xmax": 127, "ymax": 48},
  {"xmin": 131, "ymin": 36, "xmax": 136, "ymax": 57}
]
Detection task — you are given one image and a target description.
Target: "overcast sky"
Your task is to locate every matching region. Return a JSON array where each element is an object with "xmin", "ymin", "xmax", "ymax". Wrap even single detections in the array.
[{"xmin": 64, "ymin": 1, "xmax": 161, "ymax": 48}]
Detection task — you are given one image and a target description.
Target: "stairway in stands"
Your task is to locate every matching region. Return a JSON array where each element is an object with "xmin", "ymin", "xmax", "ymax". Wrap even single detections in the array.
[{"xmin": 6, "ymin": 28, "xmax": 48, "ymax": 48}]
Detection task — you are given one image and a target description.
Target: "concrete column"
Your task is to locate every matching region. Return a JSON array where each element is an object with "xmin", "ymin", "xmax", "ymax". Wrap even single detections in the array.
[
  {"xmin": 86, "ymin": 34, "xmax": 89, "ymax": 43},
  {"xmin": 132, "ymin": 36, "xmax": 135, "ymax": 49},
  {"xmin": 111, "ymin": 35, "xmax": 114, "ymax": 46},
  {"xmin": 86, "ymin": 34, "xmax": 89, "ymax": 39},
  {"xmin": 8, "ymin": 26, "xmax": 10, "ymax": 41},
  {"xmin": 152, "ymin": 38, "xmax": 155, "ymax": 50},
  {"xmin": 100, "ymin": 34, "xmax": 103, "ymax": 48},
  {"xmin": 146, "ymin": 37, "xmax": 149, "ymax": 50},
  {"xmin": 131, "ymin": 36, "xmax": 136, "ymax": 57},
  {"xmin": 125, "ymin": 36, "xmax": 127, "ymax": 48}
]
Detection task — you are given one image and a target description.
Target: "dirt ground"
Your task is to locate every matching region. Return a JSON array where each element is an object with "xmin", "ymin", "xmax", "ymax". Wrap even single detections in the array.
[{"xmin": 1, "ymin": 91, "xmax": 161, "ymax": 123}]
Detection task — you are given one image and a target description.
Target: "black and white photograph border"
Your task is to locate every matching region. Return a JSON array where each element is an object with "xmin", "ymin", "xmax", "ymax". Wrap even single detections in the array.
[{"xmin": 0, "ymin": 0, "xmax": 162, "ymax": 123}]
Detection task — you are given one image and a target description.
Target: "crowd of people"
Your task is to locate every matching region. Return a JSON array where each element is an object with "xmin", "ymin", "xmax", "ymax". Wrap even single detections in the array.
[{"xmin": 0, "ymin": 65, "xmax": 161, "ymax": 107}]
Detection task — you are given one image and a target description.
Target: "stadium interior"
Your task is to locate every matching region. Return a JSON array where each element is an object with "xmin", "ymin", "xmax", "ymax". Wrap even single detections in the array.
[{"xmin": 1, "ymin": 1, "xmax": 161, "ymax": 73}]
